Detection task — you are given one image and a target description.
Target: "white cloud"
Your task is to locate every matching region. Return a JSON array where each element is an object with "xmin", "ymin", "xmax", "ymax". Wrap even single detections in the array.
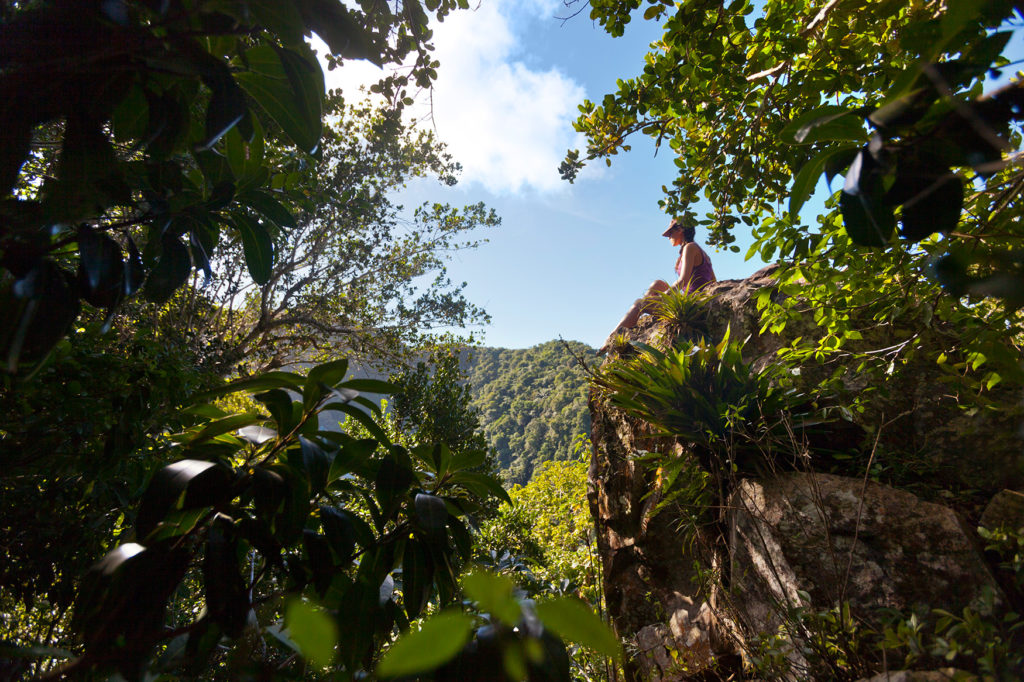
[{"xmin": 321, "ymin": 0, "xmax": 586, "ymax": 195}]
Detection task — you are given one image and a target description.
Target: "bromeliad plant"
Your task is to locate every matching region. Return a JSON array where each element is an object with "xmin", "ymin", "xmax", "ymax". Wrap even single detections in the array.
[
  {"xmin": 650, "ymin": 287, "xmax": 713, "ymax": 343},
  {"xmin": 62, "ymin": 358, "xmax": 511, "ymax": 679},
  {"xmin": 596, "ymin": 328, "xmax": 795, "ymax": 477}
]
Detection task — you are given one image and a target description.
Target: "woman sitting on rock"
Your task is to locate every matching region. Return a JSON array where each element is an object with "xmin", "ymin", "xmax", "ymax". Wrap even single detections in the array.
[{"xmin": 601, "ymin": 216, "xmax": 716, "ymax": 351}]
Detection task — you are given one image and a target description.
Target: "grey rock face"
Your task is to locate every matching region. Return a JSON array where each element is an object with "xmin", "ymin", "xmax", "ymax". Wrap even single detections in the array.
[{"xmin": 728, "ymin": 473, "xmax": 1003, "ymax": 672}]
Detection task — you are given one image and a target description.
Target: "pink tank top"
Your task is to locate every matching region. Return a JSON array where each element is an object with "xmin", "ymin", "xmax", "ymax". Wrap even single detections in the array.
[{"xmin": 675, "ymin": 245, "xmax": 716, "ymax": 292}]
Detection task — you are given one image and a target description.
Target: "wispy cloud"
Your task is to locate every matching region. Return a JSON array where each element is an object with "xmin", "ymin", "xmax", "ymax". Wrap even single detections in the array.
[{"xmin": 321, "ymin": 1, "xmax": 586, "ymax": 195}]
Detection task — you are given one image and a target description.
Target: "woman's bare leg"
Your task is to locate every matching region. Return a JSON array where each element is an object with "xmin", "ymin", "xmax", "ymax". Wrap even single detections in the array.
[{"xmin": 616, "ymin": 280, "xmax": 670, "ymax": 329}]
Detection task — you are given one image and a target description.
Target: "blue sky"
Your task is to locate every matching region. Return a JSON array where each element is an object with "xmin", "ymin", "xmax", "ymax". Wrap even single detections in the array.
[{"xmin": 322, "ymin": 2, "xmax": 765, "ymax": 349}]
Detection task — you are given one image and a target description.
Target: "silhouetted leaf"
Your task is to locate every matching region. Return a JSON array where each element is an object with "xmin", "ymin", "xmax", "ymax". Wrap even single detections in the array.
[
  {"xmin": 447, "ymin": 516, "xmax": 473, "ymax": 561},
  {"xmin": 840, "ymin": 150, "xmax": 895, "ymax": 247},
  {"xmin": 43, "ymin": 114, "xmax": 126, "ymax": 222},
  {"xmin": 136, "ymin": 460, "xmax": 233, "ymax": 539},
  {"xmin": 402, "ymin": 539, "xmax": 432, "ymax": 620},
  {"xmin": 320, "ymin": 506, "xmax": 356, "ymax": 565},
  {"xmin": 299, "ymin": 436, "xmax": 329, "ymax": 493},
  {"xmin": 375, "ymin": 452, "xmax": 416, "ymax": 513},
  {"xmin": 232, "ymin": 213, "xmax": 274, "ymax": 284},
  {"xmin": 111, "ymin": 83, "xmax": 149, "ymax": 142},
  {"xmin": 303, "ymin": 530, "xmax": 334, "ymax": 596},
  {"xmin": 236, "ymin": 46, "xmax": 321, "ymax": 153},
  {"xmin": 899, "ymin": 173, "xmax": 963, "ymax": 241},
  {"xmin": 3, "ymin": 261, "xmax": 80, "ymax": 372},
  {"xmin": 299, "ymin": 0, "xmax": 379, "ymax": 64},
  {"xmin": 250, "ymin": 0, "xmax": 306, "ymax": 45},
  {"xmin": 143, "ymin": 234, "xmax": 192, "ymax": 303},
  {"xmin": 124, "ymin": 237, "xmax": 144, "ymax": 296},
  {"xmin": 244, "ymin": 190, "xmax": 296, "ymax": 229},
  {"xmin": 200, "ymin": 68, "xmax": 247, "ymax": 151},
  {"xmin": 414, "ymin": 493, "xmax": 447, "ymax": 537},
  {"xmin": 77, "ymin": 226, "xmax": 125, "ymax": 309},
  {"xmin": 204, "ymin": 516, "xmax": 249, "ymax": 637}
]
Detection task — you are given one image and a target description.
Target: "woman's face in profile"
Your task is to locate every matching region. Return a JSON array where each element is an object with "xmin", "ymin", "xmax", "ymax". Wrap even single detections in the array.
[{"xmin": 667, "ymin": 228, "xmax": 685, "ymax": 246}]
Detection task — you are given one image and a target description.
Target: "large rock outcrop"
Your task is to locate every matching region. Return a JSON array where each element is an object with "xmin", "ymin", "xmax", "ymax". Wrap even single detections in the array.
[{"xmin": 588, "ymin": 267, "xmax": 1021, "ymax": 680}]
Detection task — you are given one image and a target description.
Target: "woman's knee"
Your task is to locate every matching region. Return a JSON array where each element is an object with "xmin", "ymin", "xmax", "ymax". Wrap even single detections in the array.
[{"xmin": 647, "ymin": 280, "xmax": 669, "ymax": 294}]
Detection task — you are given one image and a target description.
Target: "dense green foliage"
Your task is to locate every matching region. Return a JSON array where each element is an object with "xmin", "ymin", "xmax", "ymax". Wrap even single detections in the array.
[
  {"xmin": 151, "ymin": 99, "xmax": 498, "ymax": 373},
  {"xmin": 463, "ymin": 341, "xmax": 593, "ymax": 484},
  {"xmin": 0, "ymin": 0, "xmax": 473, "ymax": 375},
  {"xmin": 565, "ymin": 0, "xmax": 1024, "ymax": 407},
  {"xmin": 475, "ymin": 448, "xmax": 618, "ymax": 680},
  {"xmin": 0, "ymin": 1, "xmax": 615, "ymax": 677},
  {"xmin": 0, "ymin": 320, "xmax": 215, "ymax": 632}
]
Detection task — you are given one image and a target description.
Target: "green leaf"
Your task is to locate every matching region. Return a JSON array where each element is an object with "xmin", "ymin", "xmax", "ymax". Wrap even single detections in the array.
[
  {"xmin": 462, "ymin": 569, "xmax": 521, "ymax": 627},
  {"xmin": 337, "ymin": 378, "xmax": 396, "ymax": 394},
  {"xmin": 77, "ymin": 225, "xmax": 125, "ymax": 309},
  {"xmin": 193, "ymin": 370, "xmax": 306, "ymax": 400},
  {"xmin": 299, "ymin": 436, "xmax": 330, "ymax": 493},
  {"xmin": 185, "ymin": 412, "xmax": 263, "ymax": 445},
  {"xmin": 449, "ymin": 449, "xmax": 487, "ymax": 473},
  {"xmin": 111, "ymin": 83, "xmax": 149, "ymax": 143},
  {"xmin": 250, "ymin": 0, "xmax": 306, "ymax": 45},
  {"xmin": 535, "ymin": 597, "xmax": 622, "ymax": 660},
  {"xmin": 327, "ymin": 435, "xmax": 378, "ymax": 482},
  {"xmin": 323, "ymin": 402, "xmax": 391, "ymax": 445},
  {"xmin": 414, "ymin": 493, "xmax": 448, "ymax": 536},
  {"xmin": 307, "ymin": 358, "xmax": 349, "ymax": 388},
  {"xmin": 320, "ymin": 506, "xmax": 356, "ymax": 564},
  {"xmin": 449, "ymin": 471, "xmax": 512, "ymax": 506},
  {"xmin": 244, "ymin": 190, "xmax": 297, "ymax": 229},
  {"xmin": 790, "ymin": 145, "xmax": 857, "ymax": 219},
  {"xmin": 255, "ymin": 388, "xmax": 297, "ymax": 433},
  {"xmin": 376, "ymin": 610, "xmax": 474, "ymax": 678},
  {"xmin": 236, "ymin": 46, "xmax": 321, "ymax": 153},
  {"xmin": 780, "ymin": 106, "xmax": 866, "ymax": 145},
  {"xmin": 136, "ymin": 460, "xmax": 233, "ymax": 539},
  {"xmin": 143, "ymin": 234, "xmax": 192, "ymax": 304},
  {"xmin": 285, "ymin": 598, "xmax": 337, "ymax": 668},
  {"xmin": 232, "ymin": 213, "xmax": 274, "ymax": 285},
  {"xmin": 402, "ymin": 538, "xmax": 433, "ymax": 620}
]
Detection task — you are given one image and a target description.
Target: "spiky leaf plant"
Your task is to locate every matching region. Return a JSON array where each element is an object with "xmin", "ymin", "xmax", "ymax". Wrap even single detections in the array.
[{"xmin": 596, "ymin": 327, "xmax": 795, "ymax": 476}]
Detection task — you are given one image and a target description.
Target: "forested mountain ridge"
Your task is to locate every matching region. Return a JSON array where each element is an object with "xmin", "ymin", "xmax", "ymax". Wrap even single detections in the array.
[{"xmin": 460, "ymin": 341, "xmax": 594, "ymax": 484}]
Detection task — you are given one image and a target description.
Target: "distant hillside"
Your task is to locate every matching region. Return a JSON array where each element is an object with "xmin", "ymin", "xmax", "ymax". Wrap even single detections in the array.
[{"xmin": 461, "ymin": 340, "xmax": 595, "ymax": 485}]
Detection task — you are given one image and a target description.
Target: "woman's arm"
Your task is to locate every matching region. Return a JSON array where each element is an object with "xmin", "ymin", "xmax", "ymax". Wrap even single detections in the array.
[{"xmin": 672, "ymin": 242, "xmax": 701, "ymax": 289}]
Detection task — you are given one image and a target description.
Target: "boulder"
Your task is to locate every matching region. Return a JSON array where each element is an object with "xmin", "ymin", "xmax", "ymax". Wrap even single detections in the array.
[
  {"xmin": 979, "ymin": 489, "xmax": 1024, "ymax": 531},
  {"xmin": 729, "ymin": 472, "xmax": 1003, "ymax": 639}
]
